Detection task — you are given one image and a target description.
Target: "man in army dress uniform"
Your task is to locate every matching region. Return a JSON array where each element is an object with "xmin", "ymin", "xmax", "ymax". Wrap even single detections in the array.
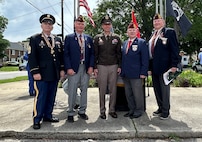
[
  {"xmin": 94, "ymin": 14, "xmax": 122, "ymax": 119},
  {"xmin": 28, "ymin": 14, "xmax": 65, "ymax": 129}
]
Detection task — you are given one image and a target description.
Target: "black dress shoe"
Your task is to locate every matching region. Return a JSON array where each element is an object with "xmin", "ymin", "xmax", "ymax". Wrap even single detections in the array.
[
  {"xmin": 33, "ymin": 122, "xmax": 40, "ymax": 129},
  {"xmin": 78, "ymin": 113, "xmax": 89, "ymax": 120},
  {"xmin": 67, "ymin": 116, "xmax": 74, "ymax": 123},
  {"xmin": 109, "ymin": 112, "xmax": 118, "ymax": 118},
  {"xmin": 74, "ymin": 104, "xmax": 80, "ymax": 109},
  {"xmin": 129, "ymin": 113, "xmax": 142, "ymax": 119},
  {"xmin": 124, "ymin": 112, "xmax": 133, "ymax": 117},
  {"xmin": 100, "ymin": 113, "xmax": 106, "ymax": 119},
  {"xmin": 153, "ymin": 109, "xmax": 162, "ymax": 116},
  {"xmin": 43, "ymin": 117, "xmax": 59, "ymax": 122}
]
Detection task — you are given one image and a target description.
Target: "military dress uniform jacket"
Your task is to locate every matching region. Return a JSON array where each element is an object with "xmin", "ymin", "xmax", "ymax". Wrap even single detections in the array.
[
  {"xmin": 28, "ymin": 33, "xmax": 64, "ymax": 81},
  {"xmin": 149, "ymin": 27, "xmax": 180, "ymax": 75},
  {"xmin": 64, "ymin": 33, "xmax": 94, "ymax": 72},
  {"xmin": 121, "ymin": 38, "xmax": 149, "ymax": 79},
  {"xmin": 93, "ymin": 33, "xmax": 122, "ymax": 69}
]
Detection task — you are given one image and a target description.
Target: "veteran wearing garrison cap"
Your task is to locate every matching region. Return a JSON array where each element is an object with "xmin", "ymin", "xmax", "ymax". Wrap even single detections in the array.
[
  {"xmin": 120, "ymin": 22, "xmax": 149, "ymax": 119},
  {"xmin": 28, "ymin": 14, "xmax": 65, "ymax": 129},
  {"xmin": 94, "ymin": 14, "xmax": 122, "ymax": 119},
  {"xmin": 148, "ymin": 13, "xmax": 180, "ymax": 120},
  {"xmin": 63, "ymin": 15, "xmax": 94, "ymax": 123}
]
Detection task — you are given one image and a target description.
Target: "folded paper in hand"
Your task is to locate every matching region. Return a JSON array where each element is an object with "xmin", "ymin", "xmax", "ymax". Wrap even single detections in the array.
[{"xmin": 163, "ymin": 69, "xmax": 182, "ymax": 85}]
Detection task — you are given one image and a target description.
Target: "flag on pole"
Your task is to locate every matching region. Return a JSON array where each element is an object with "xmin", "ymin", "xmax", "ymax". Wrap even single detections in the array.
[
  {"xmin": 79, "ymin": 0, "xmax": 95, "ymax": 27},
  {"xmin": 166, "ymin": 0, "xmax": 192, "ymax": 36},
  {"xmin": 131, "ymin": 9, "xmax": 141, "ymax": 38}
]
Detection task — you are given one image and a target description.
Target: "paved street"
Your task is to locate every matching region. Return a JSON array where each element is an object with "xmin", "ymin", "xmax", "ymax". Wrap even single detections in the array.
[{"xmin": 0, "ymin": 71, "xmax": 27, "ymax": 80}]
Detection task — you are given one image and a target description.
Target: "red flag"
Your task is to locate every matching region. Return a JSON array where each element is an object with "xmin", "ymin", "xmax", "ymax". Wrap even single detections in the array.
[
  {"xmin": 131, "ymin": 9, "xmax": 140, "ymax": 38},
  {"xmin": 79, "ymin": 0, "xmax": 95, "ymax": 27}
]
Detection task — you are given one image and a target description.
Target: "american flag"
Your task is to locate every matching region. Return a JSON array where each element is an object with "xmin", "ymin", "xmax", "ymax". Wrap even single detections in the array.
[{"xmin": 79, "ymin": 0, "xmax": 95, "ymax": 27}]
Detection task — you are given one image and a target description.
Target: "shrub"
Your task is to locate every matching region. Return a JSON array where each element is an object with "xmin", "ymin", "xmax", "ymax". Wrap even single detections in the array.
[
  {"xmin": 173, "ymin": 70, "xmax": 202, "ymax": 87},
  {"xmin": 146, "ymin": 70, "xmax": 202, "ymax": 87}
]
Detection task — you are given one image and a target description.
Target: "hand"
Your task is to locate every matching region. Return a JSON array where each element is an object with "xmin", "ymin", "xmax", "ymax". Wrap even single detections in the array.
[
  {"xmin": 171, "ymin": 67, "xmax": 177, "ymax": 73},
  {"xmin": 87, "ymin": 67, "xmax": 93, "ymax": 75},
  {"xmin": 60, "ymin": 70, "xmax": 65, "ymax": 78},
  {"xmin": 117, "ymin": 68, "xmax": 121, "ymax": 75},
  {"xmin": 94, "ymin": 69, "xmax": 98, "ymax": 77},
  {"xmin": 33, "ymin": 73, "xmax": 41, "ymax": 80},
  {"xmin": 148, "ymin": 71, "xmax": 152, "ymax": 75},
  {"xmin": 67, "ymin": 69, "xmax": 75, "ymax": 76},
  {"xmin": 140, "ymin": 75, "xmax": 146, "ymax": 79}
]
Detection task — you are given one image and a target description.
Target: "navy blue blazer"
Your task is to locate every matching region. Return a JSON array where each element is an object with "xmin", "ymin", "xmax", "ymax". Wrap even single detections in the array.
[
  {"xmin": 64, "ymin": 33, "xmax": 94, "ymax": 73},
  {"xmin": 121, "ymin": 38, "xmax": 149, "ymax": 79},
  {"xmin": 149, "ymin": 27, "xmax": 180, "ymax": 75}
]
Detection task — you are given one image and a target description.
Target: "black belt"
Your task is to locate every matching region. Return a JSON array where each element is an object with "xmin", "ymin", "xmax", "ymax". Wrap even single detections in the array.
[{"xmin": 80, "ymin": 61, "xmax": 85, "ymax": 64}]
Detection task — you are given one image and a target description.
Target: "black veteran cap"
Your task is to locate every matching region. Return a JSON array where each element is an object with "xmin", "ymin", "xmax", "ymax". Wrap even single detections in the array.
[
  {"xmin": 101, "ymin": 14, "xmax": 112, "ymax": 24},
  {"xmin": 75, "ymin": 15, "xmax": 85, "ymax": 22},
  {"xmin": 153, "ymin": 13, "xmax": 163, "ymax": 20},
  {"xmin": 39, "ymin": 14, "xmax": 55, "ymax": 24}
]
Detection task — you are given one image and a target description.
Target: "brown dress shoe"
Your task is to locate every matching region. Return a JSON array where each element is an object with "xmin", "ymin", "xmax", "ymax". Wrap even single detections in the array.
[{"xmin": 109, "ymin": 112, "xmax": 118, "ymax": 118}]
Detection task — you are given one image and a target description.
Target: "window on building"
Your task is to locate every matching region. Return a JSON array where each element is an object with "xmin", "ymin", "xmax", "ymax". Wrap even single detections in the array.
[{"xmin": 11, "ymin": 50, "xmax": 15, "ymax": 55}]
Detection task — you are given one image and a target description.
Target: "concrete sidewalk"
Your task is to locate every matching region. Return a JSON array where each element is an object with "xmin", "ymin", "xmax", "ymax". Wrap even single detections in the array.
[{"xmin": 0, "ymin": 80, "xmax": 202, "ymax": 140}]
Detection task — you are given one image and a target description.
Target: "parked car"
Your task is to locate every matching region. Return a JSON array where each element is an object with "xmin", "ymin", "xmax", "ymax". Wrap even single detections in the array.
[
  {"xmin": 192, "ymin": 61, "xmax": 202, "ymax": 73},
  {"xmin": 19, "ymin": 61, "xmax": 27, "ymax": 71},
  {"xmin": 6, "ymin": 61, "xmax": 19, "ymax": 66}
]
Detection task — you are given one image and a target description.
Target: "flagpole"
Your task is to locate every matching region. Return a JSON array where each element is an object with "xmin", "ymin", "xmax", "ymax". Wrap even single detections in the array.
[
  {"xmin": 77, "ymin": 0, "xmax": 80, "ymax": 16},
  {"xmin": 61, "ymin": 0, "xmax": 64, "ymax": 40},
  {"xmin": 156, "ymin": 0, "xmax": 159, "ymax": 13}
]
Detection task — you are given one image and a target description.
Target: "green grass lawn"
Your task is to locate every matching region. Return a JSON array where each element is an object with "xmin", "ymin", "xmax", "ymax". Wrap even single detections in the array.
[
  {"xmin": 0, "ymin": 76, "xmax": 28, "ymax": 84},
  {"xmin": 0, "ymin": 66, "xmax": 19, "ymax": 71},
  {"xmin": 0, "ymin": 66, "xmax": 27, "ymax": 84}
]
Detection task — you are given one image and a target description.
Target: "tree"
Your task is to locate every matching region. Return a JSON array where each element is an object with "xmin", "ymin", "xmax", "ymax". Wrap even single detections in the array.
[
  {"xmin": 83, "ymin": 0, "xmax": 202, "ymax": 55},
  {"xmin": 84, "ymin": 0, "xmax": 155, "ymax": 41},
  {"xmin": 177, "ymin": 0, "xmax": 202, "ymax": 55},
  {"xmin": 0, "ymin": 16, "xmax": 9, "ymax": 59}
]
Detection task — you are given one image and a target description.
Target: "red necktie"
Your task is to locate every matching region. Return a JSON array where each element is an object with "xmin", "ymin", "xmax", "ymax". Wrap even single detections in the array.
[
  {"xmin": 126, "ymin": 40, "xmax": 132, "ymax": 54},
  {"xmin": 151, "ymin": 31, "xmax": 157, "ymax": 56}
]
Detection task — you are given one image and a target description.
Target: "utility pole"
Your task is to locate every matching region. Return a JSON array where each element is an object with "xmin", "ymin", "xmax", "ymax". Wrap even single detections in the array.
[
  {"xmin": 74, "ymin": 0, "xmax": 76, "ymax": 32},
  {"xmin": 61, "ymin": 0, "xmax": 64, "ymax": 40}
]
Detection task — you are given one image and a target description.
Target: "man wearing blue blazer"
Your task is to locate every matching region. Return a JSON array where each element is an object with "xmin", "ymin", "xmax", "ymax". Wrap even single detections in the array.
[
  {"xmin": 121, "ymin": 22, "xmax": 149, "ymax": 119},
  {"xmin": 64, "ymin": 15, "xmax": 94, "ymax": 123},
  {"xmin": 148, "ymin": 13, "xmax": 180, "ymax": 120}
]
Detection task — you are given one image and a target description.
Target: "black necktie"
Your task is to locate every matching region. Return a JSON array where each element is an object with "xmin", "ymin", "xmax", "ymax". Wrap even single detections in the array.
[{"xmin": 106, "ymin": 35, "xmax": 110, "ymax": 41}]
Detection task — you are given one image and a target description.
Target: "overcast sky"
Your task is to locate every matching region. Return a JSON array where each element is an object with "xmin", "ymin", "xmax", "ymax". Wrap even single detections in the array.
[{"xmin": 0, "ymin": 0, "xmax": 97, "ymax": 42}]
